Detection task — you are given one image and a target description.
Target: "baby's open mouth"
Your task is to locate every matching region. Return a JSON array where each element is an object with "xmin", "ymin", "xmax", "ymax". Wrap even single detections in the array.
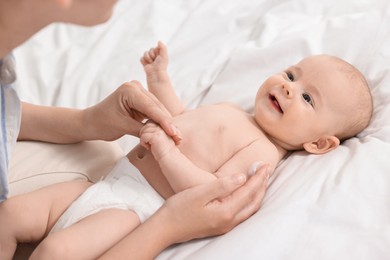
[{"xmin": 269, "ymin": 94, "xmax": 283, "ymax": 113}]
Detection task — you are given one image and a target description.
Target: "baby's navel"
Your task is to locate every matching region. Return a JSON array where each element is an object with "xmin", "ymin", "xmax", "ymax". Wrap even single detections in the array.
[
  {"xmin": 129, "ymin": 145, "xmax": 146, "ymax": 160},
  {"xmin": 136, "ymin": 148, "xmax": 145, "ymax": 159}
]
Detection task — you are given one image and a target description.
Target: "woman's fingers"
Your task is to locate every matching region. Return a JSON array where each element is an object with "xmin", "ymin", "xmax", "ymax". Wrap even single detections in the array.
[
  {"xmin": 207, "ymin": 164, "xmax": 271, "ymax": 233},
  {"xmin": 231, "ymin": 165, "xmax": 270, "ymax": 223}
]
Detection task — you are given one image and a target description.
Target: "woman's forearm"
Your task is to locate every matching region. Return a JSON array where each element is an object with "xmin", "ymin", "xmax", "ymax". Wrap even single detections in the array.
[{"xmin": 18, "ymin": 102, "xmax": 87, "ymax": 143}]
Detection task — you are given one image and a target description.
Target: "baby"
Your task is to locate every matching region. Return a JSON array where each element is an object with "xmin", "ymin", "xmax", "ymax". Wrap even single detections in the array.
[
  {"xmin": 131, "ymin": 42, "xmax": 373, "ymax": 198},
  {"xmin": 0, "ymin": 42, "xmax": 373, "ymax": 259}
]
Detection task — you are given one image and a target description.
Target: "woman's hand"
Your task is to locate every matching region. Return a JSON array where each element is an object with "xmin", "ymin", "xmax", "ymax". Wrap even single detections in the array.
[
  {"xmin": 83, "ymin": 80, "xmax": 181, "ymax": 142},
  {"xmin": 160, "ymin": 163, "xmax": 271, "ymax": 243},
  {"xmin": 139, "ymin": 121, "xmax": 182, "ymax": 161},
  {"xmin": 98, "ymin": 164, "xmax": 271, "ymax": 260}
]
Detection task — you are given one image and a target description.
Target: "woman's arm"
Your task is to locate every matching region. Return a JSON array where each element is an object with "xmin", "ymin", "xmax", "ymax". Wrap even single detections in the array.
[
  {"xmin": 98, "ymin": 165, "xmax": 270, "ymax": 259},
  {"xmin": 18, "ymin": 81, "xmax": 181, "ymax": 143},
  {"xmin": 19, "ymin": 102, "xmax": 87, "ymax": 143}
]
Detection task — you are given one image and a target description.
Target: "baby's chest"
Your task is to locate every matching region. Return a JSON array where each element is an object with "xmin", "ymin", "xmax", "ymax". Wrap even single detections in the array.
[
  {"xmin": 179, "ymin": 105, "xmax": 258, "ymax": 141},
  {"xmin": 175, "ymin": 105, "xmax": 264, "ymax": 170}
]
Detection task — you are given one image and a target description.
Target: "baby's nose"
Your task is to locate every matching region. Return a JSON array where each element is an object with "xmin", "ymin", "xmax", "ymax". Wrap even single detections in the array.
[{"xmin": 282, "ymin": 84, "xmax": 293, "ymax": 98}]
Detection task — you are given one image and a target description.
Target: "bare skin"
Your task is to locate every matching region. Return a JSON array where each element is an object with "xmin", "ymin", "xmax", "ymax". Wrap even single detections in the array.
[{"xmin": 0, "ymin": 181, "xmax": 92, "ymax": 260}]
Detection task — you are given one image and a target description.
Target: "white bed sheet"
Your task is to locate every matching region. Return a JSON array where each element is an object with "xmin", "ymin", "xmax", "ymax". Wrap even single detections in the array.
[{"xmin": 14, "ymin": 0, "xmax": 390, "ymax": 259}]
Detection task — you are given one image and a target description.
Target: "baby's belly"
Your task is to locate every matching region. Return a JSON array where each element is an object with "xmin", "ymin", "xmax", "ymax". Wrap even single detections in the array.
[{"xmin": 175, "ymin": 138, "xmax": 226, "ymax": 173}]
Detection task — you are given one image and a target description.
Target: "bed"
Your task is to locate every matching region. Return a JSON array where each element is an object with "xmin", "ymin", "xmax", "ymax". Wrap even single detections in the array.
[{"xmin": 11, "ymin": 0, "xmax": 390, "ymax": 259}]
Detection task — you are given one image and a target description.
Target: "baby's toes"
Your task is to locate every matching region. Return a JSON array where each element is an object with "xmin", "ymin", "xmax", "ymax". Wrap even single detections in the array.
[
  {"xmin": 142, "ymin": 51, "xmax": 153, "ymax": 64},
  {"xmin": 148, "ymin": 48, "xmax": 157, "ymax": 60}
]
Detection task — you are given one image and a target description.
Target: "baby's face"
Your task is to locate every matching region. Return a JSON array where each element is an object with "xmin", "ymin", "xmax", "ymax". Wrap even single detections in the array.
[{"xmin": 254, "ymin": 55, "xmax": 355, "ymax": 150}]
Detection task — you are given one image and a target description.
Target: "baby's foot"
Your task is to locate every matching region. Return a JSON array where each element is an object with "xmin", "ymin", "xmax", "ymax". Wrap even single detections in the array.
[{"xmin": 140, "ymin": 41, "xmax": 168, "ymax": 80}]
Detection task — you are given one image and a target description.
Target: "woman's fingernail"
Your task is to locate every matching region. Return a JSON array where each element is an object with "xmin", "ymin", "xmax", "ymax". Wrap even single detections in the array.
[{"xmin": 248, "ymin": 161, "xmax": 265, "ymax": 176}]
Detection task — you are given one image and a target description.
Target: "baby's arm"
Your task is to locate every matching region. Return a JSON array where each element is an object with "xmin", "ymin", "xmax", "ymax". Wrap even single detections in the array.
[
  {"xmin": 215, "ymin": 139, "xmax": 275, "ymax": 180},
  {"xmin": 140, "ymin": 122, "xmax": 216, "ymax": 193},
  {"xmin": 141, "ymin": 42, "xmax": 185, "ymax": 116}
]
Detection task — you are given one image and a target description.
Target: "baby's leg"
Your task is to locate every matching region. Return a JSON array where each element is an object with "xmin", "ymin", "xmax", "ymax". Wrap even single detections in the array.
[
  {"xmin": 141, "ymin": 42, "xmax": 185, "ymax": 115},
  {"xmin": 30, "ymin": 208, "xmax": 140, "ymax": 260},
  {"xmin": 0, "ymin": 181, "xmax": 91, "ymax": 260}
]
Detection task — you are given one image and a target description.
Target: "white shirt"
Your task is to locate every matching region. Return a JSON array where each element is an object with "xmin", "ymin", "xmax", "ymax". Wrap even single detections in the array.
[{"xmin": 0, "ymin": 54, "xmax": 21, "ymax": 202}]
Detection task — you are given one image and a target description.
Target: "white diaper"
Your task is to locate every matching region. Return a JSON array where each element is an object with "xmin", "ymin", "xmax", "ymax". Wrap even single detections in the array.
[{"xmin": 50, "ymin": 157, "xmax": 165, "ymax": 233}]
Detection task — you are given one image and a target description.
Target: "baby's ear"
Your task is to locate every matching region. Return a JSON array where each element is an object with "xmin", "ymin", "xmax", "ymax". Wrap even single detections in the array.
[{"xmin": 303, "ymin": 135, "xmax": 340, "ymax": 154}]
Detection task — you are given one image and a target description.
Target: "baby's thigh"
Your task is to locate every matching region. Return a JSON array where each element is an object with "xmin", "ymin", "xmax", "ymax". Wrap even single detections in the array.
[
  {"xmin": 0, "ymin": 180, "xmax": 92, "ymax": 243},
  {"xmin": 31, "ymin": 208, "xmax": 140, "ymax": 260}
]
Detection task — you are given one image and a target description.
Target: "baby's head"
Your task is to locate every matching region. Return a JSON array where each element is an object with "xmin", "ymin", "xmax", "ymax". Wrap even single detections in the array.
[{"xmin": 254, "ymin": 55, "xmax": 373, "ymax": 154}]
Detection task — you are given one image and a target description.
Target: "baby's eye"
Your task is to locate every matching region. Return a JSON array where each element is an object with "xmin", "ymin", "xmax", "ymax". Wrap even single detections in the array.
[
  {"xmin": 286, "ymin": 71, "xmax": 295, "ymax": 81},
  {"xmin": 302, "ymin": 93, "xmax": 314, "ymax": 106}
]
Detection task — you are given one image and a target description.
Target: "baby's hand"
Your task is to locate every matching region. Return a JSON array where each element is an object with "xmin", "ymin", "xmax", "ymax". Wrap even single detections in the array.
[
  {"xmin": 140, "ymin": 121, "xmax": 179, "ymax": 161},
  {"xmin": 140, "ymin": 41, "xmax": 168, "ymax": 74}
]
